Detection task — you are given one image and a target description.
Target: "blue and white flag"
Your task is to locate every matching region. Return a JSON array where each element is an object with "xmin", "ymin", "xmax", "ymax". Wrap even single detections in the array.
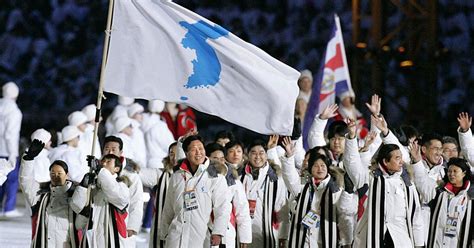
[
  {"xmin": 103, "ymin": 0, "xmax": 300, "ymax": 135},
  {"xmin": 303, "ymin": 14, "xmax": 352, "ymax": 149}
]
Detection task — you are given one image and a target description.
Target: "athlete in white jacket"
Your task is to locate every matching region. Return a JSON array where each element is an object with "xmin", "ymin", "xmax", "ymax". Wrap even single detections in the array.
[
  {"xmin": 159, "ymin": 135, "xmax": 231, "ymax": 248},
  {"xmin": 344, "ymin": 119, "xmax": 424, "ymax": 248},
  {"xmin": 20, "ymin": 139, "xmax": 80, "ymax": 248},
  {"xmin": 71, "ymin": 154, "xmax": 130, "ymax": 248},
  {"xmin": 410, "ymin": 140, "xmax": 474, "ymax": 248},
  {"xmin": 102, "ymin": 136, "xmax": 144, "ymax": 246},
  {"xmin": 280, "ymin": 136, "xmax": 357, "ymax": 247}
]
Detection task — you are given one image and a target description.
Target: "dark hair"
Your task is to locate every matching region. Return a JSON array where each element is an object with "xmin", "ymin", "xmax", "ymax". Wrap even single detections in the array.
[
  {"xmin": 445, "ymin": 157, "xmax": 472, "ymax": 182},
  {"xmin": 49, "ymin": 160, "xmax": 69, "ymax": 174},
  {"xmin": 247, "ymin": 139, "xmax": 267, "ymax": 152},
  {"xmin": 104, "ymin": 136, "xmax": 123, "ymax": 151},
  {"xmin": 376, "ymin": 144, "xmax": 400, "ymax": 166},
  {"xmin": 306, "ymin": 146, "xmax": 331, "ymax": 159},
  {"xmin": 442, "ymin": 136, "xmax": 459, "ymax": 149},
  {"xmin": 420, "ymin": 133, "xmax": 442, "ymax": 147},
  {"xmin": 205, "ymin": 142, "xmax": 226, "ymax": 157},
  {"xmin": 102, "ymin": 153, "xmax": 123, "ymax": 174},
  {"xmin": 182, "ymin": 135, "xmax": 204, "ymax": 152},
  {"xmin": 224, "ymin": 140, "xmax": 245, "ymax": 155},
  {"xmin": 307, "ymin": 153, "xmax": 332, "ymax": 174},
  {"xmin": 214, "ymin": 130, "xmax": 235, "ymax": 143},
  {"xmin": 328, "ymin": 120, "xmax": 348, "ymax": 140},
  {"xmin": 393, "ymin": 125, "xmax": 419, "ymax": 146}
]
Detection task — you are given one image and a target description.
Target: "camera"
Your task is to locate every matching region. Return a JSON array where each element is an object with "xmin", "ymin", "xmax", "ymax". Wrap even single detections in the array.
[{"xmin": 87, "ymin": 155, "xmax": 102, "ymax": 174}]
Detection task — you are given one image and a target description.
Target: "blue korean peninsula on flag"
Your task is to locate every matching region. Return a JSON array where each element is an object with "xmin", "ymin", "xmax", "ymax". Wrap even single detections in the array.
[{"xmin": 103, "ymin": 0, "xmax": 300, "ymax": 135}]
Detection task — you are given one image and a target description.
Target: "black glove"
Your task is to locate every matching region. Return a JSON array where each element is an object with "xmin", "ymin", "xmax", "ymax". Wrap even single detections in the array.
[
  {"xmin": 23, "ymin": 139, "xmax": 45, "ymax": 161},
  {"xmin": 87, "ymin": 155, "xmax": 102, "ymax": 172},
  {"xmin": 80, "ymin": 172, "xmax": 96, "ymax": 188}
]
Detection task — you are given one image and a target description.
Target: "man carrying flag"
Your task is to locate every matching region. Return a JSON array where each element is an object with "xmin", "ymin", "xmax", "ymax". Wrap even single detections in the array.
[{"xmin": 303, "ymin": 14, "xmax": 354, "ymax": 150}]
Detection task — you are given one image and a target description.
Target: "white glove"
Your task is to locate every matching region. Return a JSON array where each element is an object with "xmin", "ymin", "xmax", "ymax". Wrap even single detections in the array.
[
  {"xmin": 2, "ymin": 158, "xmax": 15, "ymax": 173},
  {"xmin": 8, "ymin": 155, "xmax": 17, "ymax": 169}
]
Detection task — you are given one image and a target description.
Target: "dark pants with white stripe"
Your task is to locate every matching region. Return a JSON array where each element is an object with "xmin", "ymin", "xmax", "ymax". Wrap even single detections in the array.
[{"xmin": 0, "ymin": 156, "xmax": 19, "ymax": 212}]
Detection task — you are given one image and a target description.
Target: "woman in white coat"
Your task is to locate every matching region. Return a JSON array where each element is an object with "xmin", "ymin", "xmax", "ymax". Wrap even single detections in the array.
[
  {"xmin": 280, "ymin": 137, "xmax": 356, "ymax": 248},
  {"xmin": 19, "ymin": 139, "xmax": 80, "ymax": 248},
  {"xmin": 410, "ymin": 143, "xmax": 474, "ymax": 248}
]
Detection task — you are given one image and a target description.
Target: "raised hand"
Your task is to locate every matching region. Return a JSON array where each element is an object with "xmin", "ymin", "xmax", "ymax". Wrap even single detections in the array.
[
  {"xmin": 365, "ymin": 94, "xmax": 381, "ymax": 116},
  {"xmin": 281, "ymin": 136, "xmax": 295, "ymax": 157},
  {"xmin": 179, "ymin": 128, "xmax": 199, "ymax": 142},
  {"xmin": 360, "ymin": 131, "xmax": 377, "ymax": 152},
  {"xmin": 457, "ymin": 112, "xmax": 472, "ymax": 132},
  {"xmin": 371, "ymin": 114, "xmax": 389, "ymax": 136},
  {"xmin": 267, "ymin": 134, "xmax": 279, "ymax": 149},
  {"xmin": 408, "ymin": 140, "xmax": 422, "ymax": 163},
  {"xmin": 320, "ymin": 104, "xmax": 339, "ymax": 120},
  {"xmin": 23, "ymin": 139, "xmax": 45, "ymax": 161},
  {"xmin": 347, "ymin": 119, "xmax": 357, "ymax": 139}
]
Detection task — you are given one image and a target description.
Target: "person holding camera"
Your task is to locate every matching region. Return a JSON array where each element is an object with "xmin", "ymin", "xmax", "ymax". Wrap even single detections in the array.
[
  {"xmin": 19, "ymin": 139, "xmax": 80, "ymax": 247},
  {"xmin": 71, "ymin": 154, "xmax": 130, "ymax": 248}
]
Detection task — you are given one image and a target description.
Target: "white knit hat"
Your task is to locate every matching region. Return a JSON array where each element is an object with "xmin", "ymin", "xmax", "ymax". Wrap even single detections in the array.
[
  {"xmin": 61, "ymin": 126, "xmax": 81, "ymax": 142},
  {"xmin": 337, "ymin": 89, "xmax": 356, "ymax": 101},
  {"xmin": 68, "ymin": 111, "xmax": 88, "ymax": 127},
  {"xmin": 114, "ymin": 116, "xmax": 132, "ymax": 133},
  {"xmin": 2, "ymin": 81, "xmax": 19, "ymax": 99},
  {"xmin": 127, "ymin": 103, "xmax": 144, "ymax": 118},
  {"xmin": 31, "ymin": 128, "xmax": 51, "ymax": 143},
  {"xmin": 81, "ymin": 104, "xmax": 96, "ymax": 122},
  {"xmin": 299, "ymin": 69, "xmax": 313, "ymax": 82},
  {"xmin": 118, "ymin": 96, "xmax": 134, "ymax": 106},
  {"xmin": 148, "ymin": 100, "xmax": 165, "ymax": 113}
]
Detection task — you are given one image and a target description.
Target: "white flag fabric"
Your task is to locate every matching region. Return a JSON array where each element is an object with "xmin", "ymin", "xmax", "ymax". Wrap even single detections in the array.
[{"xmin": 103, "ymin": 0, "xmax": 300, "ymax": 135}]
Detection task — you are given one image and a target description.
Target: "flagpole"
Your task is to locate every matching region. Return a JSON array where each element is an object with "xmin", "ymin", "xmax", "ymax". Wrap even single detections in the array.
[{"xmin": 91, "ymin": 0, "xmax": 115, "ymax": 158}]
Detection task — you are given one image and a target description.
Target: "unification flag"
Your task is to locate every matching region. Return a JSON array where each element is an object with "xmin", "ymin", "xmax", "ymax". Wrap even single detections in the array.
[
  {"xmin": 103, "ymin": 0, "xmax": 300, "ymax": 135},
  {"xmin": 302, "ymin": 14, "xmax": 353, "ymax": 149}
]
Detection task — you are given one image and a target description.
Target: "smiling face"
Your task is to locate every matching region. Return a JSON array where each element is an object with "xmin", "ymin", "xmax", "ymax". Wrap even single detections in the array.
[
  {"xmin": 422, "ymin": 140, "xmax": 443, "ymax": 165},
  {"xmin": 310, "ymin": 159, "xmax": 328, "ymax": 180},
  {"xmin": 447, "ymin": 164, "xmax": 466, "ymax": 187},
  {"xmin": 50, "ymin": 164, "xmax": 67, "ymax": 186},
  {"xmin": 248, "ymin": 145, "xmax": 267, "ymax": 168},
  {"xmin": 186, "ymin": 140, "xmax": 206, "ymax": 167}
]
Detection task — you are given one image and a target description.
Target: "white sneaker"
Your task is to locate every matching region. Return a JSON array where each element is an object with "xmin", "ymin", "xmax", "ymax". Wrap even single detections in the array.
[
  {"xmin": 3, "ymin": 209, "xmax": 23, "ymax": 218},
  {"xmin": 141, "ymin": 227, "xmax": 151, "ymax": 233}
]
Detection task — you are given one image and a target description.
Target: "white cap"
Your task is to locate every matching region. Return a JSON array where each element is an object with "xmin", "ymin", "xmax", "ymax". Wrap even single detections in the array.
[
  {"xmin": 299, "ymin": 69, "xmax": 313, "ymax": 82},
  {"xmin": 68, "ymin": 111, "xmax": 88, "ymax": 127},
  {"xmin": 114, "ymin": 116, "xmax": 132, "ymax": 132},
  {"xmin": 148, "ymin": 100, "xmax": 165, "ymax": 113},
  {"xmin": 61, "ymin": 126, "xmax": 81, "ymax": 142},
  {"xmin": 2, "ymin": 81, "xmax": 19, "ymax": 99},
  {"xmin": 127, "ymin": 103, "xmax": 144, "ymax": 118},
  {"xmin": 31, "ymin": 128, "xmax": 51, "ymax": 143},
  {"xmin": 337, "ymin": 89, "xmax": 356, "ymax": 101},
  {"xmin": 118, "ymin": 96, "xmax": 134, "ymax": 106},
  {"xmin": 81, "ymin": 104, "xmax": 96, "ymax": 122}
]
